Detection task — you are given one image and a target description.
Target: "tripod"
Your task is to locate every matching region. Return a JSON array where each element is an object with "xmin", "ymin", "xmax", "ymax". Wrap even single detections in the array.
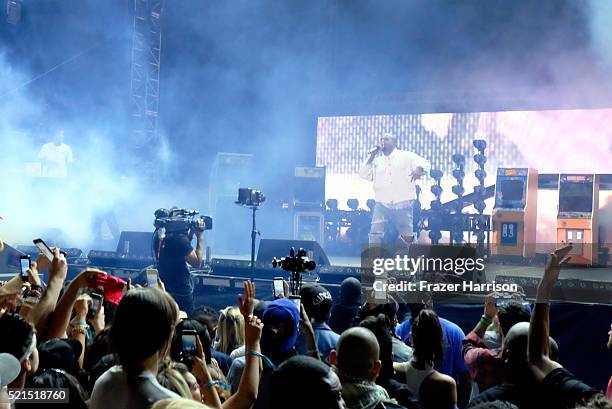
[{"xmin": 249, "ymin": 206, "xmax": 260, "ymax": 272}]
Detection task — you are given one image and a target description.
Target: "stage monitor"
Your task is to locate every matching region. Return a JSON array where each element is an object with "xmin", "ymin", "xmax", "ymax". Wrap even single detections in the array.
[
  {"xmin": 494, "ymin": 168, "xmax": 528, "ymax": 210},
  {"xmin": 559, "ymin": 175, "xmax": 594, "ymax": 213}
]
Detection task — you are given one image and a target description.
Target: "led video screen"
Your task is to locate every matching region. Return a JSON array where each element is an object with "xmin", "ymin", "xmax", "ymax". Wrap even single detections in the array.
[{"xmin": 316, "ymin": 108, "xmax": 612, "ymax": 244}]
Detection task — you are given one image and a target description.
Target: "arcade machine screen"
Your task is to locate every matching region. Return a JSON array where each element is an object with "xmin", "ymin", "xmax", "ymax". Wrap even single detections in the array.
[
  {"xmin": 559, "ymin": 181, "xmax": 593, "ymax": 213},
  {"xmin": 496, "ymin": 179, "xmax": 525, "ymax": 208}
]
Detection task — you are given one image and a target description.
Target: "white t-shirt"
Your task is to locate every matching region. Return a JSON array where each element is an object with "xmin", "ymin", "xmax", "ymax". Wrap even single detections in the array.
[
  {"xmin": 38, "ymin": 142, "xmax": 73, "ymax": 177},
  {"xmin": 89, "ymin": 365, "xmax": 180, "ymax": 409},
  {"xmin": 359, "ymin": 148, "xmax": 430, "ymax": 205}
]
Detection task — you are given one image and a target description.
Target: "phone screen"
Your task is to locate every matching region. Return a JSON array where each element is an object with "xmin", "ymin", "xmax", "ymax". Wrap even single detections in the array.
[
  {"xmin": 88, "ymin": 293, "xmax": 103, "ymax": 319},
  {"xmin": 146, "ymin": 269, "xmax": 159, "ymax": 288},
  {"xmin": 33, "ymin": 239, "xmax": 53, "ymax": 262},
  {"xmin": 289, "ymin": 295, "xmax": 301, "ymax": 310},
  {"xmin": 20, "ymin": 256, "xmax": 31, "ymax": 280},
  {"xmin": 182, "ymin": 334, "xmax": 197, "ymax": 355},
  {"xmin": 273, "ymin": 278, "xmax": 284, "ymax": 298}
]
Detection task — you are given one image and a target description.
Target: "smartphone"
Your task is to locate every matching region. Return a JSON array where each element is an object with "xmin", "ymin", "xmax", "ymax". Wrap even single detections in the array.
[
  {"xmin": 20, "ymin": 255, "xmax": 31, "ymax": 281},
  {"xmin": 273, "ymin": 277, "xmax": 284, "ymax": 298},
  {"xmin": 182, "ymin": 329, "xmax": 198, "ymax": 356},
  {"xmin": 289, "ymin": 295, "xmax": 301, "ymax": 310},
  {"xmin": 146, "ymin": 268, "xmax": 159, "ymax": 288},
  {"xmin": 88, "ymin": 291, "xmax": 103, "ymax": 319},
  {"xmin": 33, "ymin": 238, "xmax": 53, "ymax": 262}
]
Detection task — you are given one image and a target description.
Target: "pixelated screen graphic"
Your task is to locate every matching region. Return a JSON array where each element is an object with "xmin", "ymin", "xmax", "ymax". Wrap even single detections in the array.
[{"xmin": 316, "ymin": 108, "xmax": 612, "ymax": 245}]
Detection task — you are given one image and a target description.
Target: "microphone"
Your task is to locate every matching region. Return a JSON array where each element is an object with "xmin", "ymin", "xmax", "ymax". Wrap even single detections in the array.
[{"xmin": 368, "ymin": 146, "xmax": 380, "ymax": 155}]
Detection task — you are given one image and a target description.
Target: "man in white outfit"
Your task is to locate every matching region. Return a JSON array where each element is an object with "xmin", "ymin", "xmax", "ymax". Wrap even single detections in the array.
[
  {"xmin": 359, "ymin": 133, "xmax": 429, "ymax": 245},
  {"xmin": 38, "ymin": 130, "xmax": 73, "ymax": 178}
]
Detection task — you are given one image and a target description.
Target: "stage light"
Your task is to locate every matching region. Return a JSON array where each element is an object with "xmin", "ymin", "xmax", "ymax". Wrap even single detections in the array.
[
  {"xmin": 474, "ymin": 169, "xmax": 487, "ymax": 180},
  {"xmin": 366, "ymin": 199, "xmax": 375, "ymax": 211},
  {"xmin": 326, "ymin": 199, "xmax": 338, "ymax": 211},
  {"xmin": 452, "ymin": 185, "xmax": 465, "ymax": 196},
  {"xmin": 431, "ymin": 185, "xmax": 443, "ymax": 197},
  {"xmin": 452, "ymin": 169, "xmax": 465, "ymax": 180},
  {"xmin": 452, "ymin": 154, "xmax": 465, "ymax": 166},
  {"xmin": 347, "ymin": 199, "xmax": 359, "ymax": 211},
  {"xmin": 430, "ymin": 169, "xmax": 443, "ymax": 180},
  {"xmin": 473, "ymin": 139, "xmax": 487, "ymax": 151},
  {"xmin": 474, "ymin": 154, "xmax": 487, "ymax": 166}
]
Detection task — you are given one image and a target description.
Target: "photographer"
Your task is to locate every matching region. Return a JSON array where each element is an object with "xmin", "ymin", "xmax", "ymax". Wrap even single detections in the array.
[{"xmin": 155, "ymin": 218, "xmax": 205, "ymax": 315}]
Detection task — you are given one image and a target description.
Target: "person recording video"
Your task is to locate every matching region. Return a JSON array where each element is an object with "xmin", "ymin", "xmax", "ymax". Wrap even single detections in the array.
[
  {"xmin": 154, "ymin": 218, "xmax": 205, "ymax": 315},
  {"xmin": 359, "ymin": 133, "xmax": 430, "ymax": 246}
]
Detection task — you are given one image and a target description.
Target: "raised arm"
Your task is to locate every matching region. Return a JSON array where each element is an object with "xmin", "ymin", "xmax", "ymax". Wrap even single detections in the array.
[
  {"xmin": 527, "ymin": 245, "xmax": 571, "ymax": 382},
  {"xmin": 45, "ymin": 268, "xmax": 106, "ymax": 340},
  {"xmin": 299, "ymin": 303, "xmax": 320, "ymax": 360},
  {"xmin": 192, "ymin": 335, "xmax": 222, "ymax": 409},
  {"xmin": 25, "ymin": 248, "xmax": 68, "ymax": 336},
  {"xmin": 224, "ymin": 281, "xmax": 263, "ymax": 409},
  {"xmin": 470, "ymin": 293, "xmax": 497, "ymax": 340}
]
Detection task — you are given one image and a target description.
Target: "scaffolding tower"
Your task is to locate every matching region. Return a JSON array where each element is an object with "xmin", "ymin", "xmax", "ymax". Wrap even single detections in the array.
[{"xmin": 130, "ymin": 0, "xmax": 163, "ymax": 171}]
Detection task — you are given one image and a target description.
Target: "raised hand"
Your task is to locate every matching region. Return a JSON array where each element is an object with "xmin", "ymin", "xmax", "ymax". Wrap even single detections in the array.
[
  {"xmin": 74, "ymin": 294, "xmax": 91, "ymax": 319},
  {"xmin": 0, "ymin": 290, "xmax": 21, "ymax": 314},
  {"xmin": 49, "ymin": 247, "xmax": 68, "ymax": 283},
  {"xmin": 238, "ymin": 281, "xmax": 256, "ymax": 318},
  {"xmin": 299, "ymin": 302, "xmax": 314, "ymax": 335},
  {"xmin": 244, "ymin": 314, "xmax": 263, "ymax": 349},
  {"xmin": 27, "ymin": 262, "xmax": 43, "ymax": 287},
  {"xmin": 541, "ymin": 245, "xmax": 572, "ymax": 290},
  {"xmin": 484, "ymin": 293, "xmax": 498, "ymax": 319},
  {"xmin": 72, "ymin": 268, "xmax": 107, "ymax": 290}
]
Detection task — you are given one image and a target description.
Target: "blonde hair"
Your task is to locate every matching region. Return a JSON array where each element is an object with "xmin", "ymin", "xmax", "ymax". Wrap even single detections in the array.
[
  {"xmin": 215, "ymin": 307, "xmax": 244, "ymax": 355},
  {"xmin": 152, "ymin": 398, "xmax": 213, "ymax": 409},
  {"xmin": 157, "ymin": 363, "xmax": 192, "ymax": 399}
]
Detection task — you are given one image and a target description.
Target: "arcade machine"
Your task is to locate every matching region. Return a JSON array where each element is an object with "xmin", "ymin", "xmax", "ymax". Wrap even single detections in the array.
[
  {"xmin": 557, "ymin": 174, "xmax": 600, "ymax": 265},
  {"xmin": 491, "ymin": 168, "xmax": 538, "ymax": 259}
]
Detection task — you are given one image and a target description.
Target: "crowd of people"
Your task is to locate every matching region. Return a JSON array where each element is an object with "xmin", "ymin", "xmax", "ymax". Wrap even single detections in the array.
[{"xmin": 0, "ymin": 244, "xmax": 611, "ymax": 408}]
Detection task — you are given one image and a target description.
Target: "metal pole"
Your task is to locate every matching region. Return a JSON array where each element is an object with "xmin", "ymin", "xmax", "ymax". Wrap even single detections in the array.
[{"xmin": 250, "ymin": 206, "xmax": 257, "ymax": 273}]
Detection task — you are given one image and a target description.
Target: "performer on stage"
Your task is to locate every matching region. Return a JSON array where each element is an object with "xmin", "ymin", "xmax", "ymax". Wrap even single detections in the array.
[
  {"xmin": 38, "ymin": 130, "xmax": 73, "ymax": 177},
  {"xmin": 359, "ymin": 133, "xmax": 430, "ymax": 245}
]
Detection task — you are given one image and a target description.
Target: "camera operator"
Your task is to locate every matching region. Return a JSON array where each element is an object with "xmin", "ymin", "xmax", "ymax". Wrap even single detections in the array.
[{"xmin": 155, "ymin": 219, "xmax": 205, "ymax": 315}]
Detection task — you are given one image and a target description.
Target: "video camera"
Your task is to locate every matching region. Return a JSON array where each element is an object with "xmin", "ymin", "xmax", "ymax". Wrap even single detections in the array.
[{"xmin": 154, "ymin": 207, "xmax": 213, "ymax": 234}]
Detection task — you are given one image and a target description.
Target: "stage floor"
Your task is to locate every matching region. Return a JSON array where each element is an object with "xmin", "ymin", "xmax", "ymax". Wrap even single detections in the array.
[{"xmin": 214, "ymin": 252, "xmax": 612, "ymax": 283}]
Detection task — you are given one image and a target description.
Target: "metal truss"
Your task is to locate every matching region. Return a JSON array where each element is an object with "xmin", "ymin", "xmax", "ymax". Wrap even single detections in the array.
[{"xmin": 130, "ymin": 0, "xmax": 163, "ymax": 156}]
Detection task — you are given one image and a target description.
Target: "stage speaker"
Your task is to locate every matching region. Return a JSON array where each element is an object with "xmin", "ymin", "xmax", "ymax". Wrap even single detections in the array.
[
  {"xmin": 116, "ymin": 231, "xmax": 153, "ymax": 258},
  {"xmin": 257, "ymin": 239, "xmax": 330, "ymax": 266},
  {"xmin": 294, "ymin": 211, "xmax": 324, "ymax": 244},
  {"xmin": 293, "ymin": 167, "xmax": 325, "ymax": 210}
]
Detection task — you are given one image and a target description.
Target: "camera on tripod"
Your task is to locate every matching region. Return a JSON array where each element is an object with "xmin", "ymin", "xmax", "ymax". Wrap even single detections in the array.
[
  {"xmin": 272, "ymin": 247, "xmax": 316, "ymax": 296},
  {"xmin": 235, "ymin": 188, "xmax": 265, "ymax": 207},
  {"xmin": 154, "ymin": 207, "xmax": 213, "ymax": 234}
]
